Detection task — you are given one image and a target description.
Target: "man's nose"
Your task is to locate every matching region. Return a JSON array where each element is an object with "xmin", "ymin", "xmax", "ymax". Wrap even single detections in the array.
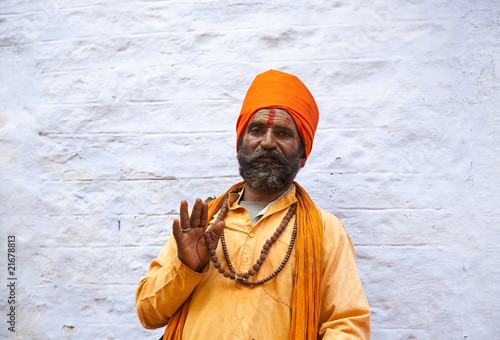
[{"xmin": 260, "ymin": 130, "xmax": 278, "ymax": 149}]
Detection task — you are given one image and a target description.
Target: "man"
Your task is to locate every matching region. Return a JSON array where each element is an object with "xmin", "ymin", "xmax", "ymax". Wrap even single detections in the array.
[{"xmin": 136, "ymin": 70, "xmax": 371, "ymax": 339}]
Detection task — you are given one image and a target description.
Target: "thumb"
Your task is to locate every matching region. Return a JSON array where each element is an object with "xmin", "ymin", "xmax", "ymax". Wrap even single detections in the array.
[{"xmin": 208, "ymin": 221, "xmax": 225, "ymax": 246}]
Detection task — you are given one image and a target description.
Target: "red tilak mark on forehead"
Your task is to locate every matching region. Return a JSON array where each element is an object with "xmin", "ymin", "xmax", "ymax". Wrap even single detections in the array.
[
  {"xmin": 284, "ymin": 117, "xmax": 292, "ymax": 126},
  {"xmin": 250, "ymin": 115, "xmax": 256, "ymax": 122},
  {"xmin": 267, "ymin": 111, "xmax": 275, "ymax": 127}
]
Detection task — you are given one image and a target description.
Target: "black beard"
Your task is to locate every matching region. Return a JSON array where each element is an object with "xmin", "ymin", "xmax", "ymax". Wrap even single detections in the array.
[{"xmin": 238, "ymin": 146, "xmax": 302, "ymax": 194}]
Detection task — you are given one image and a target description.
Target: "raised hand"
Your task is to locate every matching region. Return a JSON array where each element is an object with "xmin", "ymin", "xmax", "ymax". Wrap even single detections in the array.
[{"xmin": 172, "ymin": 198, "xmax": 225, "ymax": 272}]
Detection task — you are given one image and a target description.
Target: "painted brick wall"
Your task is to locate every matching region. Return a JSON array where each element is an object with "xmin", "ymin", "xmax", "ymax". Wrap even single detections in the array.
[{"xmin": 1, "ymin": 1, "xmax": 499, "ymax": 339}]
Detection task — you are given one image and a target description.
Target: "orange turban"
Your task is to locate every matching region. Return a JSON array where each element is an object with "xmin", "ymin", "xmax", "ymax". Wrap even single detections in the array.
[{"xmin": 236, "ymin": 70, "xmax": 319, "ymax": 159}]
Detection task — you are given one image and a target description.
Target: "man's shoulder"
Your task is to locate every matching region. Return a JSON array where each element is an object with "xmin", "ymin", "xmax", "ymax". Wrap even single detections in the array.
[
  {"xmin": 315, "ymin": 207, "xmax": 351, "ymax": 256},
  {"xmin": 316, "ymin": 206, "xmax": 343, "ymax": 230}
]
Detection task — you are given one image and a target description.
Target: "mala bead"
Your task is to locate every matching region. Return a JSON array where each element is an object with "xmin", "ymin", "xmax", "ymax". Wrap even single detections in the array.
[
  {"xmin": 239, "ymin": 219, "xmax": 298, "ymax": 287},
  {"xmin": 221, "ymin": 234, "xmax": 236, "ymax": 273},
  {"xmin": 205, "ymin": 189, "xmax": 297, "ymax": 286}
]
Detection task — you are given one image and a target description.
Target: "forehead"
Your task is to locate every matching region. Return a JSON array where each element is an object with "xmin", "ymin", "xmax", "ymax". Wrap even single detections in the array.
[{"xmin": 249, "ymin": 108, "xmax": 298, "ymax": 130}]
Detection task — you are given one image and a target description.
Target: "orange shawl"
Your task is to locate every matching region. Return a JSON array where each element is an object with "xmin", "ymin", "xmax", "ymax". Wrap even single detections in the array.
[{"xmin": 162, "ymin": 182, "xmax": 324, "ymax": 339}]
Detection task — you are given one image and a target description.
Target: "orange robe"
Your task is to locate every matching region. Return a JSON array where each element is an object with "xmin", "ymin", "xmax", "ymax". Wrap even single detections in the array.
[{"xmin": 136, "ymin": 186, "xmax": 370, "ymax": 339}]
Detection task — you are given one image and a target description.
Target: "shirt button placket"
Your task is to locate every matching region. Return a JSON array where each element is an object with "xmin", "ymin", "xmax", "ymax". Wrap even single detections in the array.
[
  {"xmin": 243, "ymin": 232, "xmax": 256, "ymax": 267},
  {"xmin": 236, "ymin": 231, "xmax": 257, "ymax": 289}
]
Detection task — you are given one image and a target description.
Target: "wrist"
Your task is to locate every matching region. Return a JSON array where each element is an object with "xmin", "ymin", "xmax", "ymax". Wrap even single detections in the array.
[{"xmin": 177, "ymin": 253, "xmax": 208, "ymax": 273}]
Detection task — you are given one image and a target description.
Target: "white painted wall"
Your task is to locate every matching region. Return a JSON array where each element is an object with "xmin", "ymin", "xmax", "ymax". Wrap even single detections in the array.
[{"xmin": 1, "ymin": 1, "xmax": 499, "ymax": 339}]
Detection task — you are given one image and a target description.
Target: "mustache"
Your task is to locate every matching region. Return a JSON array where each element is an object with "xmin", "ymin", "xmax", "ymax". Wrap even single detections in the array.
[{"xmin": 245, "ymin": 148, "xmax": 288, "ymax": 164}]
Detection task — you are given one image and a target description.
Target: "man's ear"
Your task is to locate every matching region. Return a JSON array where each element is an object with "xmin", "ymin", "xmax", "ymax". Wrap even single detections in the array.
[{"xmin": 300, "ymin": 159, "xmax": 306, "ymax": 168}]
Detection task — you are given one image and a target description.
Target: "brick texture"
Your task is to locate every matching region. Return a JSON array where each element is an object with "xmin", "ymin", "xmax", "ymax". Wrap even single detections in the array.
[{"xmin": 1, "ymin": 1, "xmax": 499, "ymax": 339}]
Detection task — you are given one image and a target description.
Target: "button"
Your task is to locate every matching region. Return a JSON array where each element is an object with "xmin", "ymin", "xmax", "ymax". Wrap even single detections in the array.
[{"xmin": 249, "ymin": 232, "xmax": 255, "ymax": 238}]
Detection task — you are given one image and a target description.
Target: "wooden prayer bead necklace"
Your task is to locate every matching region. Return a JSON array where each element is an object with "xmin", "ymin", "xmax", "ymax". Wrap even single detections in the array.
[{"xmin": 204, "ymin": 188, "xmax": 297, "ymax": 286}]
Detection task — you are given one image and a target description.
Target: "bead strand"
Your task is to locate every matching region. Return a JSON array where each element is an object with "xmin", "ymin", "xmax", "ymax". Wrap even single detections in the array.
[
  {"xmin": 204, "ymin": 188, "xmax": 297, "ymax": 285},
  {"xmin": 240, "ymin": 220, "xmax": 297, "ymax": 286},
  {"xmin": 222, "ymin": 203, "xmax": 296, "ymax": 280}
]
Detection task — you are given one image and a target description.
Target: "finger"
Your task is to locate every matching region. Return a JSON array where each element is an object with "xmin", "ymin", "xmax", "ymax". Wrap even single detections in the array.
[
  {"xmin": 172, "ymin": 219, "xmax": 183, "ymax": 244},
  {"xmin": 179, "ymin": 200, "xmax": 190, "ymax": 230},
  {"xmin": 190, "ymin": 198, "xmax": 203, "ymax": 228},
  {"xmin": 198, "ymin": 201, "xmax": 209, "ymax": 229}
]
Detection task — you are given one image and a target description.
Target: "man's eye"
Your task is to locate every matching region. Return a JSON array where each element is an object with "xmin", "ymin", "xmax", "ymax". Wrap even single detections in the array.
[
  {"xmin": 279, "ymin": 131, "xmax": 292, "ymax": 138},
  {"xmin": 250, "ymin": 128, "xmax": 262, "ymax": 134}
]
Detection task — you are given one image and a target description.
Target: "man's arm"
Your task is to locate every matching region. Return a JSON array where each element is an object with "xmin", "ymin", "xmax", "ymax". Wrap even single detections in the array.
[
  {"xmin": 318, "ymin": 209, "xmax": 371, "ymax": 339},
  {"xmin": 135, "ymin": 236, "xmax": 206, "ymax": 329},
  {"xmin": 135, "ymin": 198, "xmax": 224, "ymax": 329}
]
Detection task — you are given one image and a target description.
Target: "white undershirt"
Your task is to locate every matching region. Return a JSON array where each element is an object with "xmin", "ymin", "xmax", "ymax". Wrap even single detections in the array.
[{"xmin": 236, "ymin": 185, "xmax": 294, "ymax": 225}]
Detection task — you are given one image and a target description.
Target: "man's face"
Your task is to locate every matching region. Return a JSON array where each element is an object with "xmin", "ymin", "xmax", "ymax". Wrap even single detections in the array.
[{"xmin": 238, "ymin": 108, "xmax": 306, "ymax": 194}]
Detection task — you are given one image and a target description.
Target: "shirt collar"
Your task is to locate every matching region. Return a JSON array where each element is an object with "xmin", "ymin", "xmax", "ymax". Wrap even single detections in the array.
[{"xmin": 228, "ymin": 184, "xmax": 297, "ymax": 222}]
